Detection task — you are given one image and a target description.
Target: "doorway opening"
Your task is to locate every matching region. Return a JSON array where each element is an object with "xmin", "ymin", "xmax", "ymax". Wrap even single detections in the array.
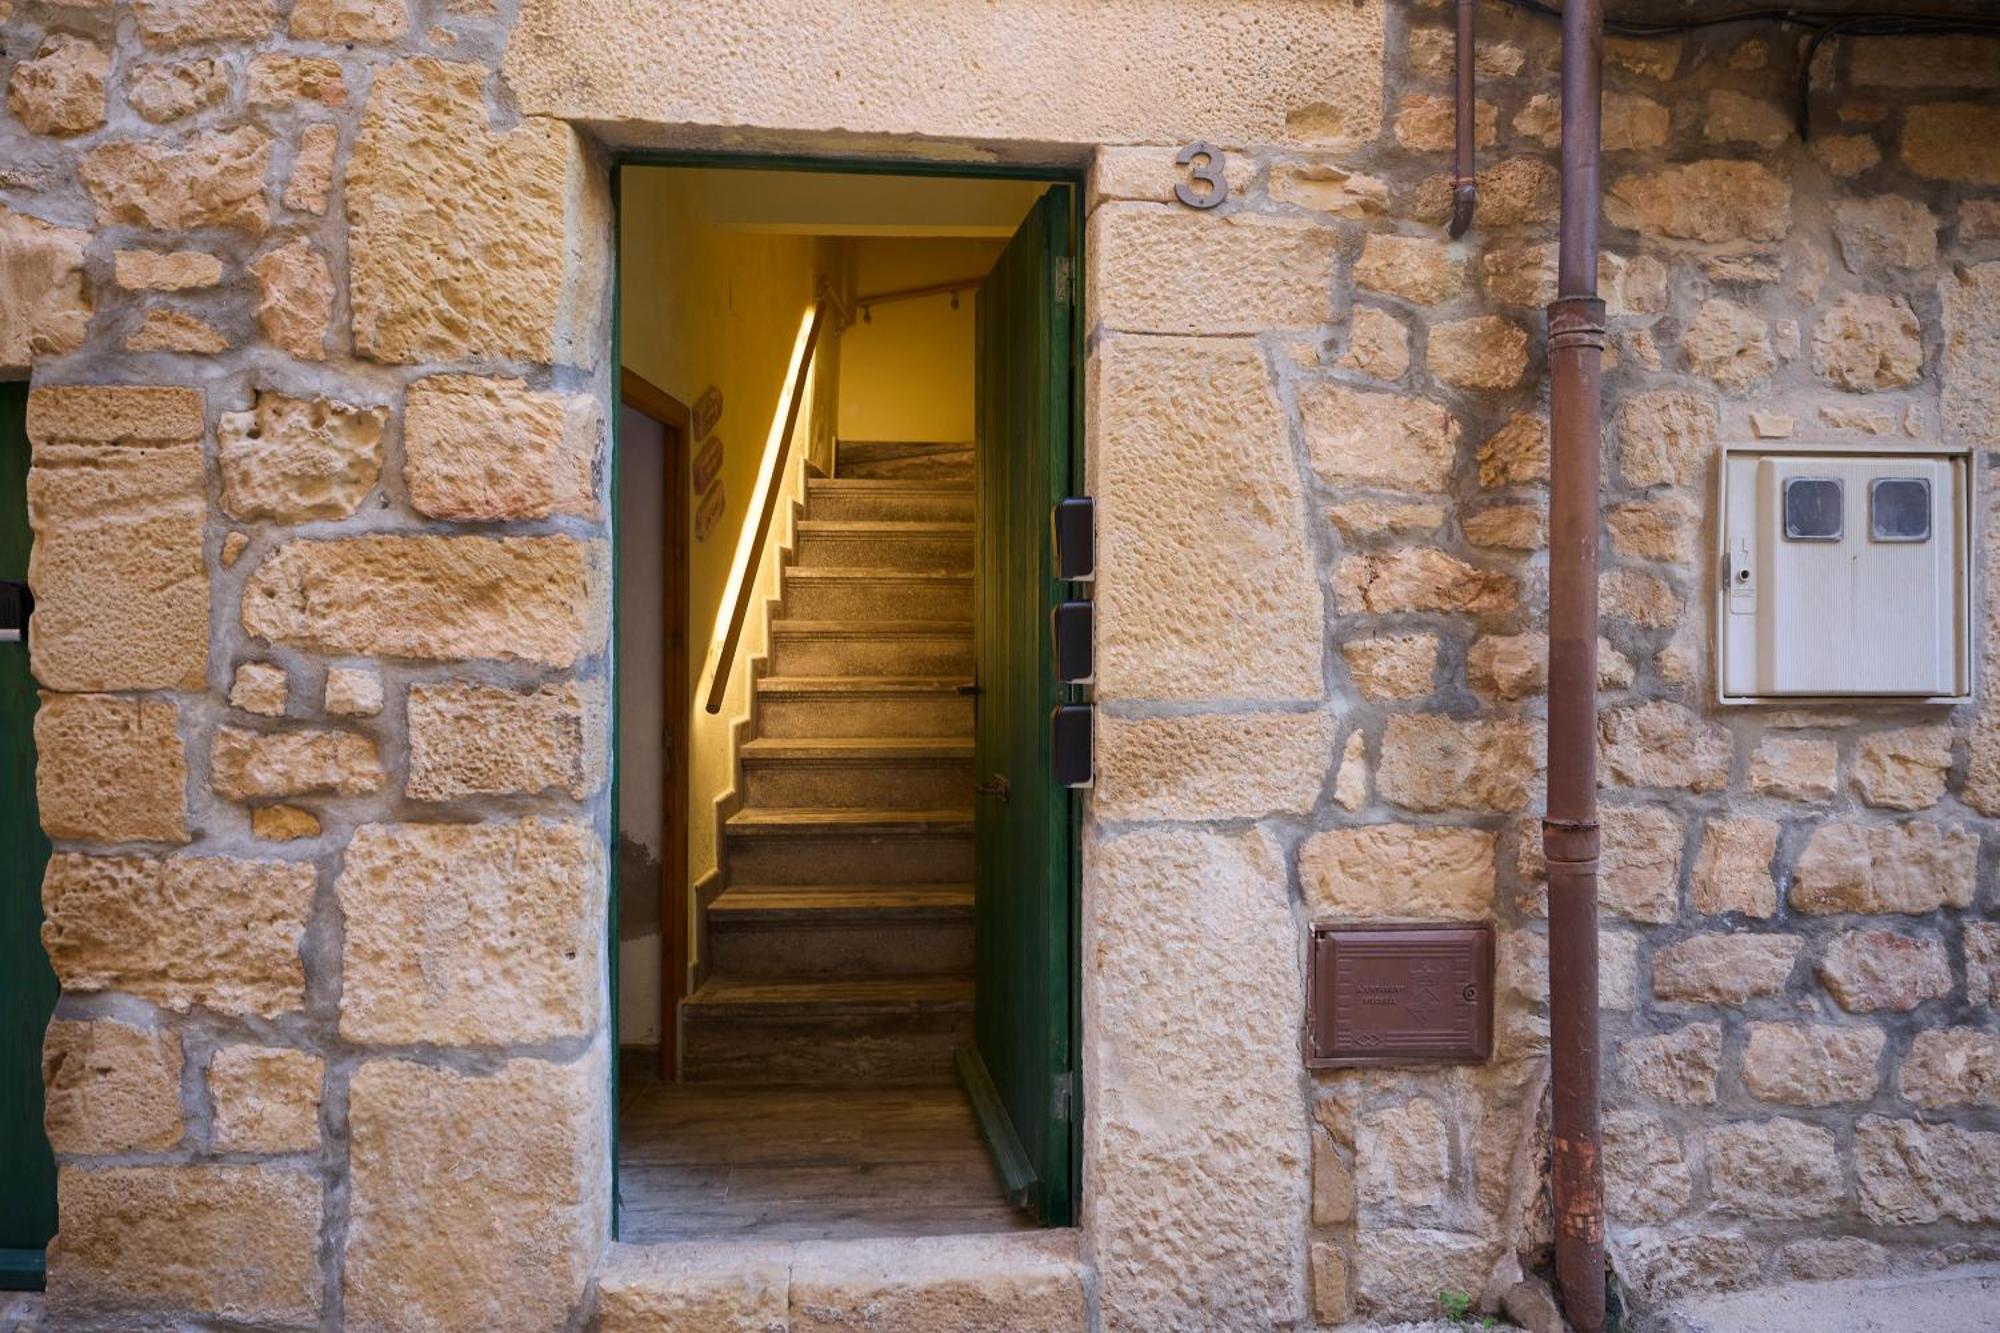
[{"xmin": 612, "ymin": 163, "xmax": 1082, "ymax": 1243}]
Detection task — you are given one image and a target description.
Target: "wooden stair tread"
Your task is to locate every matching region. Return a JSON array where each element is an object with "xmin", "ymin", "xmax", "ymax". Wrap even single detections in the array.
[
  {"xmin": 686, "ymin": 974, "xmax": 974, "ymax": 1014},
  {"xmin": 726, "ymin": 807, "xmax": 973, "ymax": 835},
  {"xmin": 740, "ymin": 737, "xmax": 972, "ymax": 761},
  {"xmin": 708, "ymin": 883, "xmax": 973, "ymax": 920},
  {"xmin": 756, "ymin": 675, "xmax": 972, "ymax": 695}
]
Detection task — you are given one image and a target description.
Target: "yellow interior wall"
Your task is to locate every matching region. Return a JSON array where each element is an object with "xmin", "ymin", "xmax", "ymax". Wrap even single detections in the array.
[{"xmin": 836, "ymin": 237, "xmax": 1005, "ymax": 446}]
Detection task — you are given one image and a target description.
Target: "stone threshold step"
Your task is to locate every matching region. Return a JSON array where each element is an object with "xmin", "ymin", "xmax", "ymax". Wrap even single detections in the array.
[
  {"xmin": 740, "ymin": 737, "xmax": 972, "ymax": 762},
  {"xmin": 769, "ymin": 620, "xmax": 972, "ymax": 639},
  {"xmin": 707, "ymin": 883, "xmax": 973, "ymax": 923},
  {"xmin": 756, "ymin": 675, "xmax": 972, "ymax": 697},
  {"xmin": 684, "ymin": 974, "xmax": 973, "ymax": 1016},
  {"xmin": 795, "ymin": 520, "xmax": 973, "ymax": 536},
  {"xmin": 725, "ymin": 808, "xmax": 973, "ymax": 836},
  {"xmin": 808, "ymin": 477, "xmax": 972, "ymax": 493}
]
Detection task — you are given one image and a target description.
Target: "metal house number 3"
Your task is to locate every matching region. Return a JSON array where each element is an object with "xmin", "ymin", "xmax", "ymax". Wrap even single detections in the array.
[{"xmin": 1174, "ymin": 142, "xmax": 1228, "ymax": 210}]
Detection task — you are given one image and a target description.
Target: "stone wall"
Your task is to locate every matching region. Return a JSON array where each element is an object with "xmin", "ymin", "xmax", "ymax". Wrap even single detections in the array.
[{"xmin": 4, "ymin": 0, "xmax": 2000, "ymax": 1327}]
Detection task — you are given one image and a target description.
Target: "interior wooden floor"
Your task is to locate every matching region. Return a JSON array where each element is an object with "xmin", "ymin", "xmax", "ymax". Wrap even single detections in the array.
[{"xmin": 617, "ymin": 1055, "xmax": 1033, "ymax": 1242}]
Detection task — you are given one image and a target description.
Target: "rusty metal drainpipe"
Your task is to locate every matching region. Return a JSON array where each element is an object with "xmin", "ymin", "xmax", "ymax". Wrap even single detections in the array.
[
  {"xmin": 1545, "ymin": 0, "xmax": 1608, "ymax": 1327},
  {"xmin": 1447, "ymin": 0, "xmax": 1478, "ymax": 238}
]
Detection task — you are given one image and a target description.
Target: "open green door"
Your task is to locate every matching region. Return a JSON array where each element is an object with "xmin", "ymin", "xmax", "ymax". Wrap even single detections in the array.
[
  {"xmin": 0, "ymin": 381, "xmax": 57, "ymax": 1289},
  {"xmin": 958, "ymin": 185, "xmax": 1077, "ymax": 1226}
]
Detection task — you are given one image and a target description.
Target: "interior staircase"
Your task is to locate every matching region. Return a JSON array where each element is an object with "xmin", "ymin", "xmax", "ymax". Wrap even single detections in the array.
[{"xmin": 681, "ymin": 442, "xmax": 977, "ymax": 1085}]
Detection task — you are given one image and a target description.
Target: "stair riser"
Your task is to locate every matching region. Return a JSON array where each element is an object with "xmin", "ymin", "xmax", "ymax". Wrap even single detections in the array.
[
  {"xmin": 707, "ymin": 920, "xmax": 973, "ymax": 977},
  {"xmin": 757, "ymin": 695, "xmax": 973, "ymax": 739},
  {"xmin": 727, "ymin": 833, "xmax": 973, "ymax": 885},
  {"xmin": 770, "ymin": 635, "xmax": 973, "ymax": 677},
  {"xmin": 807, "ymin": 491, "xmax": 972, "ymax": 522},
  {"xmin": 682, "ymin": 1010, "xmax": 969, "ymax": 1085},
  {"xmin": 741, "ymin": 759, "xmax": 974, "ymax": 810},
  {"xmin": 793, "ymin": 532, "xmax": 971, "ymax": 573},
  {"xmin": 837, "ymin": 454, "xmax": 973, "ymax": 483},
  {"xmin": 782, "ymin": 578, "xmax": 970, "ymax": 622}
]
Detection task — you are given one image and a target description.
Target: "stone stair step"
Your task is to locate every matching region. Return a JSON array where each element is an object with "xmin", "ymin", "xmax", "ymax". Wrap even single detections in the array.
[
  {"xmin": 707, "ymin": 883, "xmax": 974, "ymax": 977},
  {"xmin": 739, "ymin": 737, "xmax": 973, "ymax": 810},
  {"xmin": 768, "ymin": 621, "xmax": 973, "ymax": 677},
  {"xmin": 755, "ymin": 676, "xmax": 973, "ymax": 739},
  {"xmin": 792, "ymin": 520, "xmax": 972, "ymax": 573},
  {"xmin": 836, "ymin": 440, "xmax": 973, "ymax": 481},
  {"xmin": 724, "ymin": 808, "xmax": 973, "ymax": 885},
  {"xmin": 781, "ymin": 567, "xmax": 971, "ymax": 622},
  {"xmin": 681, "ymin": 975, "xmax": 973, "ymax": 1084},
  {"xmin": 806, "ymin": 477, "xmax": 972, "ymax": 522}
]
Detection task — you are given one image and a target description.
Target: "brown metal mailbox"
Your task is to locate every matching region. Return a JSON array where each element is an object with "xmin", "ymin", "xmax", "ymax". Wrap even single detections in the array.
[{"xmin": 1305, "ymin": 923, "xmax": 1494, "ymax": 1068}]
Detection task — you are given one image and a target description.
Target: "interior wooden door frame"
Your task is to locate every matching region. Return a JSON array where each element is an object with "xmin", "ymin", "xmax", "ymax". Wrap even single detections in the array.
[{"xmin": 621, "ymin": 367, "xmax": 693, "ymax": 1082}]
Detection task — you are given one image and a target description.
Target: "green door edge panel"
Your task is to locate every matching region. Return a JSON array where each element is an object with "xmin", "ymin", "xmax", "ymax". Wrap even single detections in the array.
[{"xmin": 0, "ymin": 380, "xmax": 57, "ymax": 1290}]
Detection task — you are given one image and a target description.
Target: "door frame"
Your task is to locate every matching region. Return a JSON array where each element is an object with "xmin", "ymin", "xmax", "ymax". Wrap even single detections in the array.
[{"xmin": 606, "ymin": 152, "xmax": 1087, "ymax": 1234}]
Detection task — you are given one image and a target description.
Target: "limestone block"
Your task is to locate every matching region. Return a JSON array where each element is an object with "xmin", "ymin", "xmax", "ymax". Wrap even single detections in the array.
[
  {"xmin": 1377, "ymin": 715, "xmax": 1541, "ymax": 813},
  {"xmin": 127, "ymin": 308, "xmax": 227, "ymax": 353},
  {"xmin": 1482, "ymin": 244, "xmax": 1557, "ymax": 308},
  {"xmin": 0, "ymin": 206, "xmax": 91, "ymax": 370},
  {"xmin": 246, "ymin": 53, "xmax": 346, "ymax": 107},
  {"xmin": 285, "ymin": 122, "xmax": 339, "ymax": 215},
  {"xmin": 1599, "ymin": 702, "xmax": 1729, "ymax": 792},
  {"xmin": 1091, "ymin": 336, "xmax": 1321, "ymax": 703},
  {"xmin": 1689, "ymin": 816, "xmax": 1778, "ymax": 917},
  {"xmin": 1961, "ymin": 201, "xmax": 2000, "ymax": 243},
  {"xmin": 249, "ymin": 238, "xmax": 332, "ymax": 360},
  {"xmin": 1299, "ymin": 824, "xmax": 1494, "ymax": 919},
  {"xmin": 251, "ymin": 804, "xmax": 319, "ymax": 841},
  {"xmin": 218, "ymin": 390, "xmax": 386, "ymax": 522},
  {"xmin": 1616, "ymin": 390, "xmax": 1717, "ymax": 489},
  {"xmin": 1475, "ymin": 413, "xmax": 1547, "ymax": 487},
  {"xmin": 1606, "ymin": 493, "xmax": 1699, "ymax": 564},
  {"xmin": 1082, "ymin": 825, "xmax": 1304, "ymax": 1330},
  {"xmin": 404, "ymin": 374, "xmax": 599, "ymax": 520},
  {"xmin": 1333, "ymin": 731, "xmax": 1367, "ymax": 810},
  {"xmin": 1333, "ymin": 548, "xmax": 1516, "ymax": 615},
  {"xmin": 1854, "ymin": 1116, "xmax": 2000, "ymax": 1225},
  {"xmin": 242, "ymin": 535, "xmax": 609, "ymax": 668},
  {"xmin": 211, "ymin": 725, "xmax": 383, "ymax": 800},
  {"xmin": 35, "ymin": 694, "xmax": 188, "ymax": 843},
  {"xmin": 42, "ymin": 853, "xmax": 312, "ymax": 1016},
  {"xmin": 1600, "ymin": 806, "xmax": 1684, "ymax": 924},
  {"xmin": 344, "ymin": 1052, "xmax": 607, "ymax": 1332},
  {"xmin": 347, "ymin": 57, "xmax": 603, "ymax": 365},
  {"xmin": 7, "ymin": 34, "xmax": 109, "ymax": 136},
  {"xmin": 126, "ymin": 58, "xmax": 228, "ymax": 122},
  {"xmin": 1969, "ymin": 923, "xmax": 2000, "ymax": 1007},
  {"xmin": 1601, "ymin": 931, "xmax": 1639, "ymax": 1010},
  {"xmin": 1813, "ymin": 292, "xmax": 1922, "ymax": 391},
  {"xmin": 1618, "ymin": 1022, "xmax": 1721, "ymax": 1105},
  {"xmin": 1264, "ymin": 164, "xmax": 1387, "ymax": 221},
  {"xmin": 1602, "ymin": 1110, "xmax": 1692, "ymax": 1224},
  {"xmin": 1902, "ymin": 103, "xmax": 2000, "ymax": 184},
  {"xmin": 1411, "ymin": 158, "xmax": 1558, "ymax": 229},
  {"xmin": 1300, "ymin": 385, "xmax": 1457, "ymax": 493},
  {"xmin": 1092, "ymin": 711, "xmax": 1331, "ymax": 821},
  {"xmin": 1427, "ymin": 315, "xmax": 1529, "ymax": 390},
  {"xmin": 595, "ymin": 1241, "xmax": 790, "ymax": 1332},
  {"xmin": 787, "ymin": 1234, "xmax": 1086, "ymax": 1332},
  {"xmin": 291, "ymin": 0, "xmax": 412, "ymax": 40},
  {"xmin": 1683, "ymin": 299, "xmax": 1775, "ymax": 393},
  {"xmin": 1393, "ymin": 93, "xmax": 1497, "ymax": 152},
  {"xmin": 1652, "ymin": 933, "xmax": 1800, "ymax": 1004},
  {"xmin": 1409, "ymin": 27, "xmax": 1525, "ymax": 77},
  {"xmin": 1310, "ymin": 1242, "xmax": 1352, "ymax": 1324},
  {"xmin": 79, "ymin": 127, "xmax": 272, "ymax": 233},
  {"xmin": 1339, "ymin": 306, "xmax": 1409, "ymax": 379},
  {"xmin": 1835, "ymin": 195, "xmax": 1938, "ymax": 271},
  {"xmin": 1852, "ymin": 35, "xmax": 2000, "ymax": 87},
  {"xmin": 406, "ymin": 680, "xmax": 607, "ymax": 801},
  {"xmin": 1353, "ymin": 233, "xmax": 1463, "ymax": 305},
  {"xmin": 1817, "ymin": 929, "xmax": 1952, "ymax": 1012},
  {"xmin": 1815, "ymin": 135, "xmax": 1882, "ymax": 178},
  {"xmin": 1942, "ymin": 261, "xmax": 2000, "ymax": 449},
  {"xmin": 1899, "ymin": 1028, "xmax": 2000, "ymax": 1109},
  {"xmin": 134, "ymin": 0, "xmax": 276, "ymax": 46},
  {"xmin": 1775, "ymin": 1238, "xmax": 1890, "ymax": 1283},
  {"xmin": 1742, "ymin": 1022, "xmax": 1884, "ymax": 1106},
  {"xmin": 26, "ymin": 386, "xmax": 208, "ymax": 692},
  {"xmin": 323, "ymin": 665, "xmax": 384, "ymax": 716},
  {"xmin": 1089, "ymin": 204, "xmax": 1335, "ymax": 334},
  {"xmin": 1604, "ymin": 160, "xmax": 1791, "ymax": 243},
  {"xmin": 228, "ymin": 663, "xmax": 288, "ymax": 717},
  {"xmin": 1311, "ymin": 1130, "xmax": 1354, "ymax": 1225},
  {"xmin": 1613, "ymin": 1232, "xmax": 1760, "ymax": 1305},
  {"xmin": 1354, "ymin": 1228, "xmax": 1500, "ymax": 1320},
  {"xmin": 115, "ymin": 248, "xmax": 222, "ymax": 291},
  {"xmin": 1708, "ymin": 1119, "xmax": 1844, "ymax": 1218},
  {"xmin": 47, "ymin": 1166, "xmax": 321, "ymax": 1324},
  {"xmin": 209, "ymin": 1046, "xmax": 323, "ymax": 1152},
  {"xmin": 41, "ymin": 1018, "xmax": 183, "ymax": 1154},
  {"xmin": 1791, "ymin": 822, "xmax": 1977, "ymax": 915},
  {"xmin": 1749, "ymin": 736, "xmax": 1837, "ymax": 800},
  {"xmin": 1324, "ymin": 498, "xmax": 1444, "ymax": 539},
  {"xmin": 1340, "ymin": 633, "xmax": 1437, "ymax": 699},
  {"xmin": 337, "ymin": 819, "xmax": 600, "ymax": 1044},
  {"xmin": 1852, "ymin": 725, "xmax": 1951, "ymax": 810},
  {"xmin": 1462, "ymin": 504, "xmax": 1545, "ymax": 552},
  {"xmin": 1088, "ymin": 145, "xmax": 1256, "ymax": 209},
  {"xmin": 1356, "ymin": 1097, "xmax": 1449, "ymax": 1212},
  {"xmin": 1704, "ymin": 90, "xmax": 1790, "ymax": 147}
]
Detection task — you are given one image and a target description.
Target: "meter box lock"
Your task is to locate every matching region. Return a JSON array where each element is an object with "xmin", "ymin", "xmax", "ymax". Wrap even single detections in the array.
[{"xmin": 1717, "ymin": 446, "xmax": 1972, "ymax": 703}]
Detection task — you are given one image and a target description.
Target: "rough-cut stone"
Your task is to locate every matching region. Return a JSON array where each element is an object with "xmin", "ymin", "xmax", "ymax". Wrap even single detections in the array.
[
  {"xmin": 1412, "ymin": 158, "xmax": 1558, "ymax": 229},
  {"xmin": 291, "ymin": 0, "xmax": 409, "ymax": 41},
  {"xmin": 1818, "ymin": 929, "xmax": 1952, "ymax": 1012},
  {"xmin": 1393, "ymin": 93, "xmax": 1496, "ymax": 152},
  {"xmin": 1791, "ymin": 822, "xmax": 1977, "ymax": 915},
  {"xmin": 1476, "ymin": 413, "xmax": 1547, "ymax": 487},
  {"xmin": 1599, "ymin": 702, "xmax": 1729, "ymax": 792},
  {"xmin": 1617, "ymin": 390, "xmax": 1717, "ymax": 488},
  {"xmin": 1324, "ymin": 498, "xmax": 1444, "ymax": 539},
  {"xmin": 229, "ymin": 662, "xmax": 288, "ymax": 717},
  {"xmin": 134, "ymin": 0, "xmax": 275, "ymax": 46},
  {"xmin": 1299, "ymin": 825, "xmax": 1494, "ymax": 918},
  {"xmin": 1266, "ymin": 163, "xmax": 1388, "ymax": 218},
  {"xmin": 114, "ymin": 248, "xmax": 222, "ymax": 291},
  {"xmin": 41, "ymin": 1019, "xmax": 183, "ymax": 1154},
  {"xmin": 1852, "ymin": 725, "xmax": 1951, "ymax": 810},
  {"xmin": 1093, "ymin": 337, "xmax": 1321, "ymax": 703},
  {"xmin": 48, "ymin": 1166, "xmax": 321, "ymax": 1324},
  {"xmin": 26, "ymin": 386, "xmax": 208, "ymax": 692},
  {"xmin": 1311, "ymin": 1130, "xmax": 1354, "ymax": 1225},
  {"xmin": 1481, "ymin": 243, "xmax": 1556, "ymax": 308},
  {"xmin": 1409, "ymin": 28, "xmax": 1523, "ymax": 77},
  {"xmin": 1309, "ymin": 1243, "xmax": 1351, "ymax": 1325},
  {"xmin": 324, "ymin": 666, "xmax": 384, "ymax": 717},
  {"xmin": 1615, "ymin": 1232, "xmax": 1761, "ymax": 1304},
  {"xmin": 285, "ymin": 122, "xmax": 339, "ymax": 215},
  {"xmin": 406, "ymin": 680, "xmax": 606, "ymax": 802},
  {"xmin": 126, "ymin": 58, "xmax": 228, "ymax": 122},
  {"xmin": 1377, "ymin": 715, "xmax": 1540, "ymax": 813},
  {"xmin": 1340, "ymin": 634, "xmax": 1436, "ymax": 699},
  {"xmin": 246, "ymin": 53, "xmax": 347, "ymax": 107},
  {"xmin": 1602, "ymin": 931, "xmax": 1639, "ymax": 1010},
  {"xmin": 1426, "ymin": 315, "xmax": 1529, "ymax": 390},
  {"xmin": 79, "ymin": 127, "xmax": 271, "ymax": 234},
  {"xmin": 1942, "ymin": 262, "xmax": 2000, "ymax": 449},
  {"xmin": 1619, "ymin": 1022, "xmax": 1722, "ymax": 1105},
  {"xmin": 1334, "ymin": 548, "xmax": 1515, "ymax": 616},
  {"xmin": 1605, "ymin": 161, "xmax": 1791, "ymax": 243},
  {"xmin": 1603, "ymin": 1110, "xmax": 1692, "ymax": 1224},
  {"xmin": 404, "ymin": 374, "xmax": 600, "ymax": 520},
  {"xmin": 248, "ymin": 238, "xmax": 332, "ymax": 360},
  {"xmin": 243, "ymin": 535, "xmax": 608, "ymax": 668},
  {"xmin": 1339, "ymin": 306, "xmax": 1409, "ymax": 379},
  {"xmin": 1743, "ymin": 1022, "xmax": 1884, "ymax": 1106},
  {"xmin": 1852, "ymin": 35, "xmax": 2000, "ymax": 88},
  {"xmin": 1353, "ymin": 233, "xmax": 1462, "ymax": 305},
  {"xmin": 595, "ymin": 1242, "xmax": 792, "ymax": 1333},
  {"xmin": 1690, "ymin": 817, "xmax": 1777, "ymax": 917},
  {"xmin": 1855, "ymin": 1117, "xmax": 2000, "ymax": 1225},
  {"xmin": 1091, "ymin": 146, "xmax": 1257, "ymax": 208},
  {"xmin": 35, "ymin": 694, "xmax": 188, "ymax": 844},
  {"xmin": 1813, "ymin": 292, "xmax": 1923, "ymax": 391},
  {"xmin": 1652, "ymin": 933, "xmax": 1801, "ymax": 1004},
  {"xmin": 41, "ymin": 853, "xmax": 312, "ymax": 1016},
  {"xmin": 218, "ymin": 391, "xmax": 387, "ymax": 522},
  {"xmin": 1835, "ymin": 195, "xmax": 1938, "ymax": 271},
  {"xmin": 210, "ymin": 726, "xmax": 384, "ymax": 800},
  {"xmin": 348, "ymin": 57, "xmax": 600, "ymax": 364},
  {"xmin": 0, "ymin": 207, "xmax": 92, "ymax": 369},
  {"xmin": 1461, "ymin": 504, "xmax": 1544, "ymax": 551},
  {"xmin": 1094, "ymin": 711, "xmax": 1332, "ymax": 823},
  {"xmin": 1709, "ymin": 1119, "xmax": 1844, "ymax": 1219},
  {"xmin": 1900, "ymin": 1029, "xmax": 2000, "ymax": 1109},
  {"xmin": 786, "ymin": 1235, "xmax": 1086, "ymax": 1332},
  {"xmin": 344, "ymin": 1052, "xmax": 605, "ymax": 1332},
  {"xmin": 1089, "ymin": 203, "xmax": 1338, "ymax": 336},
  {"xmin": 1775, "ymin": 1238, "xmax": 1890, "ymax": 1283},
  {"xmin": 209, "ymin": 1046, "xmax": 323, "ymax": 1152},
  {"xmin": 1962, "ymin": 201, "xmax": 2000, "ymax": 242},
  {"xmin": 1301, "ymin": 385, "xmax": 1457, "ymax": 493},
  {"xmin": 1704, "ymin": 90, "xmax": 1790, "ymax": 147},
  {"xmin": 1356, "ymin": 1098, "xmax": 1449, "ymax": 1211},
  {"xmin": 1600, "ymin": 806, "xmax": 1684, "ymax": 924},
  {"xmin": 1902, "ymin": 103, "xmax": 2000, "ymax": 184},
  {"xmin": 1970, "ymin": 923, "xmax": 2000, "ymax": 1008},
  {"xmin": 1606, "ymin": 493, "xmax": 1699, "ymax": 564},
  {"xmin": 127, "ymin": 308, "xmax": 228, "ymax": 354},
  {"xmin": 1749, "ymin": 736, "xmax": 1837, "ymax": 800},
  {"xmin": 8, "ymin": 34, "xmax": 109, "ymax": 136},
  {"xmin": 1604, "ymin": 568, "xmax": 1678, "ymax": 629},
  {"xmin": 251, "ymin": 804, "xmax": 320, "ymax": 841},
  {"xmin": 338, "ymin": 819, "xmax": 600, "ymax": 1044},
  {"xmin": 1815, "ymin": 134, "xmax": 1882, "ymax": 177},
  {"xmin": 1684, "ymin": 299, "xmax": 1775, "ymax": 392},
  {"xmin": 1354, "ymin": 1229, "xmax": 1500, "ymax": 1320}
]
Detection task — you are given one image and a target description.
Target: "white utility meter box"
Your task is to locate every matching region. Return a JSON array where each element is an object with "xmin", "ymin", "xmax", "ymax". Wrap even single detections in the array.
[{"xmin": 1717, "ymin": 445, "xmax": 1971, "ymax": 703}]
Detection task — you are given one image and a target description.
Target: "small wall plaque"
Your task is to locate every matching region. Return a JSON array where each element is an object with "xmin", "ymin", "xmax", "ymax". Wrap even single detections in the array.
[
  {"xmin": 692, "ymin": 435, "xmax": 723, "ymax": 492},
  {"xmin": 1305, "ymin": 923, "xmax": 1493, "ymax": 1069},
  {"xmin": 694, "ymin": 480, "xmax": 725, "ymax": 542},
  {"xmin": 692, "ymin": 386, "xmax": 723, "ymax": 442}
]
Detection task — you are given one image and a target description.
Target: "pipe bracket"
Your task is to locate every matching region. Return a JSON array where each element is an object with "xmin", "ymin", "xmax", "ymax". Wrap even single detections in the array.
[{"xmin": 1546, "ymin": 297, "xmax": 1608, "ymax": 351}]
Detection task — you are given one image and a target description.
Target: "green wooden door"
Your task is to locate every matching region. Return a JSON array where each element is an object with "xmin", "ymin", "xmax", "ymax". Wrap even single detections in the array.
[
  {"xmin": 960, "ymin": 186, "xmax": 1076, "ymax": 1226},
  {"xmin": 0, "ymin": 381, "xmax": 56, "ymax": 1289}
]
